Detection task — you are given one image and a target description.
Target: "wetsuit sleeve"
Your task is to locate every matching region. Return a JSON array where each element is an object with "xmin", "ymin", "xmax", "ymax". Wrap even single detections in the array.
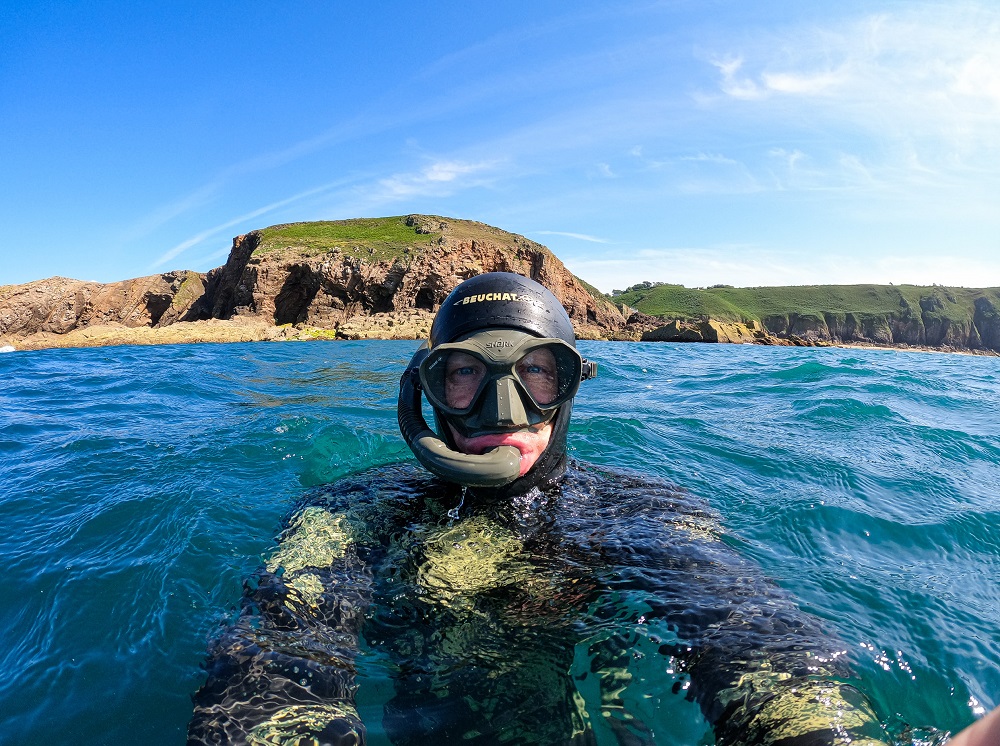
[
  {"xmin": 651, "ymin": 554, "xmax": 889, "ymax": 746},
  {"xmin": 591, "ymin": 471, "xmax": 889, "ymax": 746},
  {"xmin": 187, "ymin": 505, "xmax": 371, "ymax": 745}
]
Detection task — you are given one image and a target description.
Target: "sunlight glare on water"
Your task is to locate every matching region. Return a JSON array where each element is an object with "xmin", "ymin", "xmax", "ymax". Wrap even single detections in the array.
[{"xmin": 0, "ymin": 340, "xmax": 997, "ymax": 744}]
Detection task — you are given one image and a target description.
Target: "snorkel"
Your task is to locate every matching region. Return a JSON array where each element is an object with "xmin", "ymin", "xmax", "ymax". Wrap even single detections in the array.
[{"xmin": 397, "ymin": 273, "xmax": 596, "ymax": 492}]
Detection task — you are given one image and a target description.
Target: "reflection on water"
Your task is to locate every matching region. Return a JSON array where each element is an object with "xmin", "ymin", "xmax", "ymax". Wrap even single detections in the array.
[{"xmin": 0, "ymin": 341, "xmax": 997, "ymax": 744}]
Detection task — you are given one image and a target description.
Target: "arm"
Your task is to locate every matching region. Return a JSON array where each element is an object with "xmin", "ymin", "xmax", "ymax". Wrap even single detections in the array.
[
  {"xmin": 949, "ymin": 704, "xmax": 1000, "ymax": 746},
  {"xmin": 188, "ymin": 501, "xmax": 374, "ymax": 744},
  {"xmin": 583, "ymin": 466, "xmax": 889, "ymax": 745}
]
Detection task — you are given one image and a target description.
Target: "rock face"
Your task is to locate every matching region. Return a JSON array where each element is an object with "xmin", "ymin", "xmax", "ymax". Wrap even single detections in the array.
[
  {"xmin": 616, "ymin": 284, "xmax": 1000, "ymax": 353},
  {"xmin": 756, "ymin": 298, "xmax": 1000, "ymax": 351},
  {"xmin": 0, "ymin": 216, "xmax": 625, "ymax": 349},
  {"xmin": 641, "ymin": 319, "xmax": 791, "ymax": 345},
  {"xmin": 0, "ymin": 270, "xmax": 206, "ymax": 338},
  {"xmin": 188, "ymin": 215, "xmax": 624, "ymax": 340},
  {"xmin": 3, "ymin": 215, "xmax": 997, "ymax": 354}
]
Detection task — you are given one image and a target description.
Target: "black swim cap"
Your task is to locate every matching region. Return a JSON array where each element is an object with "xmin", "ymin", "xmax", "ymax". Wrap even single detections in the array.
[
  {"xmin": 398, "ymin": 272, "xmax": 595, "ymax": 495},
  {"xmin": 430, "ymin": 272, "xmax": 577, "ymax": 348}
]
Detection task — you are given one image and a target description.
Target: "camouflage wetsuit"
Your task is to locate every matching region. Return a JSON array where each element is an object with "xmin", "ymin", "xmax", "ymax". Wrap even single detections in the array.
[{"xmin": 188, "ymin": 462, "xmax": 888, "ymax": 746}]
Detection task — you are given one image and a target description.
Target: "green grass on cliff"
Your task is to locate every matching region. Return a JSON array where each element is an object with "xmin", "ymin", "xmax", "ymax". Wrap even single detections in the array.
[
  {"xmin": 572, "ymin": 275, "xmax": 609, "ymax": 305},
  {"xmin": 616, "ymin": 284, "xmax": 750, "ymax": 319},
  {"xmin": 617, "ymin": 283, "xmax": 1000, "ymax": 324},
  {"xmin": 255, "ymin": 217, "xmax": 438, "ymax": 262}
]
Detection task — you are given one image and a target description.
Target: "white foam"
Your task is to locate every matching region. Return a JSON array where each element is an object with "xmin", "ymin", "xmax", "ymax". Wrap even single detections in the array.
[{"xmin": 0, "ymin": 345, "xmax": 15, "ymax": 353}]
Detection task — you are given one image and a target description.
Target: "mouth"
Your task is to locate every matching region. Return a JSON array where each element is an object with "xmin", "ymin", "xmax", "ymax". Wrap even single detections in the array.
[
  {"xmin": 461, "ymin": 432, "xmax": 535, "ymax": 456},
  {"xmin": 447, "ymin": 425, "xmax": 551, "ymax": 477}
]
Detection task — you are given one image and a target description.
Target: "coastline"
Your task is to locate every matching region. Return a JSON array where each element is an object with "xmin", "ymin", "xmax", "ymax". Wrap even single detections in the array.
[
  {"xmin": 834, "ymin": 341, "xmax": 1000, "ymax": 357},
  {"xmin": 2, "ymin": 318, "xmax": 997, "ymax": 356}
]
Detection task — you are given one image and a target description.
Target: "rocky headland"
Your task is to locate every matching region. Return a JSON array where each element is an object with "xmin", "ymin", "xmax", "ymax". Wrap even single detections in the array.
[
  {"xmin": 2, "ymin": 215, "xmax": 998, "ymax": 355},
  {"xmin": 0, "ymin": 216, "xmax": 625, "ymax": 351}
]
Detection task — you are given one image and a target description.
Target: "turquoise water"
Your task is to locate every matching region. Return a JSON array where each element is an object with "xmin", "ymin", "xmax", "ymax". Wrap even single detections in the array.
[{"xmin": 1, "ymin": 341, "xmax": 997, "ymax": 744}]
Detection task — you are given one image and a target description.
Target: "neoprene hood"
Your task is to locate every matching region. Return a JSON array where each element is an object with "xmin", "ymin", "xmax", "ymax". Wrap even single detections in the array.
[{"xmin": 397, "ymin": 272, "xmax": 595, "ymax": 494}]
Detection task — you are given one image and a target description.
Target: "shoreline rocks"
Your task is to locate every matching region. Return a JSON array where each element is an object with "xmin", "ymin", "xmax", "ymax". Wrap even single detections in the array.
[
  {"xmin": 2, "ymin": 215, "xmax": 997, "ymax": 356},
  {"xmin": 1, "ymin": 216, "xmax": 626, "ymax": 351}
]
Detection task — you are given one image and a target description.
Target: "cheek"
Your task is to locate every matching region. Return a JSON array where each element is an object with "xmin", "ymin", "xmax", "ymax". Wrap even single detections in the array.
[{"xmin": 518, "ymin": 427, "xmax": 553, "ymax": 475}]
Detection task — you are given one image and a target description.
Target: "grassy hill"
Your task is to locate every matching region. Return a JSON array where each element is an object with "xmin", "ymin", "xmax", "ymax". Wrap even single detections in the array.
[
  {"xmin": 614, "ymin": 282, "xmax": 1000, "ymax": 349},
  {"xmin": 254, "ymin": 216, "xmax": 439, "ymax": 262},
  {"xmin": 615, "ymin": 283, "xmax": 997, "ymax": 325}
]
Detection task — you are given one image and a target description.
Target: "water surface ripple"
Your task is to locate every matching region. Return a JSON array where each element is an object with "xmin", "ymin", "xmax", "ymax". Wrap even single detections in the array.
[{"xmin": 0, "ymin": 341, "xmax": 997, "ymax": 744}]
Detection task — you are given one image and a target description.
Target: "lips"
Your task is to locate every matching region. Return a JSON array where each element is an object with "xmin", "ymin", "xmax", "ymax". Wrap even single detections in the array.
[
  {"xmin": 448, "ymin": 426, "xmax": 551, "ymax": 477},
  {"xmin": 462, "ymin": 432, "xmax": 534, "ymax": 456}
]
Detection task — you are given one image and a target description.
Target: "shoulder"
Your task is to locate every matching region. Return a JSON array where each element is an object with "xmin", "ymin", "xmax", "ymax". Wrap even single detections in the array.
[
  {"xmin": 302, "ymin": 462, "xmax": 448, "ymax": 507},
  {"xmin": 547, "ymin": 460, "xmax": 724, "ymax": 544},
  {"xmin": 286, "ymin": 461, "xmax": 461, "ymax": 539}
]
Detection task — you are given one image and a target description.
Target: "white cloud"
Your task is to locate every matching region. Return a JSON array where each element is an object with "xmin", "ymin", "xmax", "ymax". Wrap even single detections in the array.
[
  {"xmin": 761, "ymin": 70, "xmax": 843, "ymax": 95},
  {"xmin": 768, "ymin": 148, "xmax": 805, "ymax": 170},
  {"xmin": 707, "ymin": 5, "xmax": 1000, "ymax": 156},
  {"xmin": 374, "ymin": 159, "xmax": 500, "ymax": 200},
  {"xmin": 952, "ymin": 52, "xmax": 1000, "ymax": 104},
  {"xmin": 566, "ymin": 245, "xmax": 1000, "ymax": 293},
  {"xmin": 566, "ymin": 246, "xmax": 806, "ymax": 292},
  {"xmin": 681, "ymin": 153, "xmax": 740, "ymax": 165},
  {"xmin": 712, "ymin": 56, "xmax": 764, "ymax": 100}
]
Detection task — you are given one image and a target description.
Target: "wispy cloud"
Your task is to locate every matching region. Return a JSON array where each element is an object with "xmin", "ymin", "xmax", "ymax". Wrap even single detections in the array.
[
  {"xmin": 534, "ymin": 231, "xmax": 610, "ymax": 243},
  {"xmin": 121, "ymin": 182, "xmax": 222, "ymax": 242},
  {"xmin": 707, "ymin": 6, "xmax": 1000, "ymax": 150},
  {"xmin": 149, "ymin": 179, "xmax": 353, "ymax": 269},
  {"xmin": 363, "ymin": 159, "xmax": 502, "ymax": 203}
]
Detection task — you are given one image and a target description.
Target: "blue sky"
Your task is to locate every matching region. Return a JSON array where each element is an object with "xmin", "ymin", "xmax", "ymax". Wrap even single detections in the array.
[{"xmin": 3, "ymin": 1, "xmax": 999, "ymax": 292}]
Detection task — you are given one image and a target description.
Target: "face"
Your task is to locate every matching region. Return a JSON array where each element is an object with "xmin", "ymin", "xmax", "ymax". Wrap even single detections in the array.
[
  {"xmin": 441, "ymin": 346, "xmax": 560, "ymax": 477},
  {"xmin": 443, "ymin": 348, "xmax": 559, "ymax": 409}
]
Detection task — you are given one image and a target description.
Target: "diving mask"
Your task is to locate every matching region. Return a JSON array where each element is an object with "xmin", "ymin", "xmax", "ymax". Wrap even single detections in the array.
[{"xmin": 418, "ymin": 330, "xmax": 596, "ymax": 435}]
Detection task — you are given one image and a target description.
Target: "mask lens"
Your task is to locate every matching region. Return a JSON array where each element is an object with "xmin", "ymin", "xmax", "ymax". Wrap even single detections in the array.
[
  {"xmin": 419, "ymin": 337, "xmax": 584, "ymax": 415},
  {"xmin": 443, "ymin": 351, "xmax": 487, "ymax": 410},
  {"xmin": 515, "ymin": 343, "xmax": 582, "ymax": 408},
  {"xmin": 515, "ymin": 348, "xmax": 559, "ymax": 405},
  {"xmin": 421, "ymin": 348, "xmax": 488, "ymax": 413}
]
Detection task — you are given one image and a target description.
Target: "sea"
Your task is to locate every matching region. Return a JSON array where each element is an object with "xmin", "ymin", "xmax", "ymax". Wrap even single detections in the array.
[{"xmin": 1, "ymin": 340, "xmax": 997, "ymax": 745}]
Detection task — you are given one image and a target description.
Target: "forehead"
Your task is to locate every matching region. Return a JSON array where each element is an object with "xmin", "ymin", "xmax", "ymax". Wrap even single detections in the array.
[{"xmin": 519, "ymin": 348, "xmax": 556, "ymax": 363}]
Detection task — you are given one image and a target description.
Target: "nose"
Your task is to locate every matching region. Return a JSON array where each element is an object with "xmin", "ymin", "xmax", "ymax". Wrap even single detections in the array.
[{"xmin": 480, "ymin": 377, "xmax": 531, "ymax": 428}]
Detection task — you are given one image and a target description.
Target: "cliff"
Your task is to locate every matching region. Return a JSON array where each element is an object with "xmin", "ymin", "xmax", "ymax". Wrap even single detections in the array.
[
  {"xmin": 616, "ymin": 283, "xmax": 1000, "ymax": 353},
  {"xmin": 0, "ymin": 216, "xmax": 625, "ymax": 350},
  {"xmin": 4, "ymin": 217, "xmax": 997, "ymax": 354}
]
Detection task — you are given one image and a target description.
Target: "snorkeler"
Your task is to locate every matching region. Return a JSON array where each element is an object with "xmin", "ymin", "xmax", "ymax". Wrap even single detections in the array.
[
  {"xmin": 190, "ymin": 272, "xmax": 989, "ymax": 744},
  {"xmin": 396, "ymin": 271, "xmax": 596, "ymax": 494}
]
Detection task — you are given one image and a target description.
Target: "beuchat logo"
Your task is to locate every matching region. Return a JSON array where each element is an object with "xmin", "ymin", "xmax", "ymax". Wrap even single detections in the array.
[{"xmin": 454, "ymin": 292, "xmax": 528, "ymax": 305}]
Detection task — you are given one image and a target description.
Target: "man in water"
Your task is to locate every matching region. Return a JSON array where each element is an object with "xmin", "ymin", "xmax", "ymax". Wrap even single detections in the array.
[{"xmin": 190, "ymin": 273, "xmax": 980, "ymax": 744}]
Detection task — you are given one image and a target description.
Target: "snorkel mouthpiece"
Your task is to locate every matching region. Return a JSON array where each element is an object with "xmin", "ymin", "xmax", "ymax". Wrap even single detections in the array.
[{"xmin": 398, "ymin": 346, "xmax": 522, "ymax": 487}]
